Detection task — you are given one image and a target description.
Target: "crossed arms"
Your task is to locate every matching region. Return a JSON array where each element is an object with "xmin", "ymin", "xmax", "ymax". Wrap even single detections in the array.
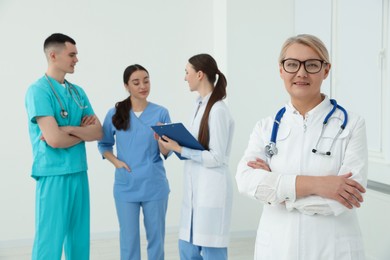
[{"xmin": 36, "ymin": 115, "xmax": 103, "ymax": 148}]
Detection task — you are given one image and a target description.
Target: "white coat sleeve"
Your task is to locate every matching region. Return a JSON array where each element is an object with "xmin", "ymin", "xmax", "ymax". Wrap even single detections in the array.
[
  {"xmin": 181, "ymin": 105, "xmax": 233, "ymax": 168},
  {"xmin": 235, "ymin": 120, "xmax": 297, "ymax": 205},
  {"xmin": 285, "ymin": 116, "xmax": 368, "ymax": 216}
]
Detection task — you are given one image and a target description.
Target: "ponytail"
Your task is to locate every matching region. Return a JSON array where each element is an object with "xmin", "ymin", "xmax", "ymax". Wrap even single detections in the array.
[
  {"xmin": 188, "ymin": 54, "xmax": 227, "ymax": 150},
  {"xmin": 112, "ymin": 96, "xmax": 132, "ymax": 130},
  {"xmin": 198, "ymin": 71, "xmax": 227, "ymax": 150}
]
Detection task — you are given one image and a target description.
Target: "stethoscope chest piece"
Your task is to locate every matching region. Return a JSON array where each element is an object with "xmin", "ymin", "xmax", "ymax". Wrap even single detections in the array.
[
  {"xmin": 265, "ymin": 107, "xmax": 286, "ymax": 158},
  {"xmin": 61, "ymin": 109, "xmax": 68, "ymax": 118},
  {"xmin": 265, "ymin": 142, "xmax": 278, "ymax": 158}
]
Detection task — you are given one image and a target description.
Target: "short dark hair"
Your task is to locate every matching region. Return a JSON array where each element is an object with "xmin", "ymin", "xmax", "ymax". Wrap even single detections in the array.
[{"xmin": 43, "ymin": 33, "xmax": 76, "ymax": 51}]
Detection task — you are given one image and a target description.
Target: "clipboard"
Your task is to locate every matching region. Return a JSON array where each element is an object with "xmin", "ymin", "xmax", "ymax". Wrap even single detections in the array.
[{"xmin": 151, "ymin": 123, "xmax": 204, "ymax": 160}]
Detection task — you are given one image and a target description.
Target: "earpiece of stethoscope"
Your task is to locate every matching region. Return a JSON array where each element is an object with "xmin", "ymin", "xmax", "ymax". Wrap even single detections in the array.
[
  {"xmin": 312, "ymin": 99, "xmax": 348, "ymax": 156},
  {"xmin": 311, "ymin": 149, "xmax": 331, "ymax": 156}
]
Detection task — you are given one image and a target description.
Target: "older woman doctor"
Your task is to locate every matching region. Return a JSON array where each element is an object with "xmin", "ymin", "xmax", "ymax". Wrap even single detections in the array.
[{"xmin": 236, "ymin": 34, "xmax": 368, "ymax": 259}]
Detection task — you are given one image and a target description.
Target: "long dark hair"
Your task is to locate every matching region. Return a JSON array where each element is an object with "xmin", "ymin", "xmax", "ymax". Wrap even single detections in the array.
[
  {"xmin": 188, "ymin": 54, "xmax": 227, "ymax": 150},
  {"xmin": 112, "ymin": 64, "xmax": 149, "ymax": 130}
]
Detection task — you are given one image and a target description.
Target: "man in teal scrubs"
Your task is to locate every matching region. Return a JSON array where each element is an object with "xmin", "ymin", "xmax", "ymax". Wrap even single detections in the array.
[{"xmin": 25, "ymin": 33, "xmax": 103, "ymax": 260}]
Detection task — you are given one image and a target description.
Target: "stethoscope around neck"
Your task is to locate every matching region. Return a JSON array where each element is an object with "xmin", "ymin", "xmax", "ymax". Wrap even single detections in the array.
[
  {"xmin": 45, "ymin": 74, "xmax": 87, "ymax": 118},
  {"xmin": 265, "ymin": 99, "xmax": 348, "ymax": 158}
]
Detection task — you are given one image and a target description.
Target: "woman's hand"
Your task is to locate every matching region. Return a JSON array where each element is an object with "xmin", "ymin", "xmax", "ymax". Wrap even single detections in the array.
[
  {"xmin": 102, "ymin": 151, "xmax": 131, "ymax": 172},
  {"xmin": 158, "ymin": 135, "xmax": 182, "ymax": 154},
  {"xmin": 320, "ymin": 172, "xmax": 365, "ymax": 209},
  {"xmin": 153, "ymin": 122, "xmax": 164, "ymax": 140},
  {"xmin": 114, "ymin": 159, "xmax": 131, "ymax": 172},
  {"xmin": 247, "ymin": 157, "xmax": 271, "ymax": 172},
  {"xmin": 152, "ymin": 123, "xmax": 172, "ymax": 156},
  {"xmin": 297, "ymin": 172, "xmax": 366, "ymax": 209}
]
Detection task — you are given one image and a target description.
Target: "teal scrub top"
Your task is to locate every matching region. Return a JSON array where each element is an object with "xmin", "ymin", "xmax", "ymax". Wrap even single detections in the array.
[
  {"xmin": 25, "ymin": 75, "xmax": 95, "ymax": 178},
  {"xmin": 98, "ymin": 103, "xmax": 171, "ymax": 202}
]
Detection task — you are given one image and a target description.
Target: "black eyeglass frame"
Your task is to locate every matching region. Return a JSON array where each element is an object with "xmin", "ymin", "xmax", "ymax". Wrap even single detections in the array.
[{"xmin": 281, "ymin": 58, "xmax": 328, "ymax": 74}]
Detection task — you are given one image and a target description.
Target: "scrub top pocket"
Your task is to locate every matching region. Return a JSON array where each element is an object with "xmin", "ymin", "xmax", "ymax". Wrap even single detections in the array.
[{"xmin": 114, "ymin": 168, "xmax": 129, "ymax": 185}]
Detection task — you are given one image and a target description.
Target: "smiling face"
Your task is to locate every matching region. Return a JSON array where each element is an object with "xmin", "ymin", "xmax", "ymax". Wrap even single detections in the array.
[
  {"xmin": 279, "ymin": 43, "xmax": 330, "ymax": 104},
  {"xmin": 125, "ymin": 70, "xmax": 150, "ymax": 101}
]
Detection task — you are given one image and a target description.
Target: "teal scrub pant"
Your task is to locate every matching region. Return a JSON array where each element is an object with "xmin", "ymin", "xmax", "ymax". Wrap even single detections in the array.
[
  {"xmin": 32, "ymin": 172, "xmax": 90, "ymax": 260},
  {"xmin": 115, "ymin": 198, "xmax": 168, "ymax": 260}
]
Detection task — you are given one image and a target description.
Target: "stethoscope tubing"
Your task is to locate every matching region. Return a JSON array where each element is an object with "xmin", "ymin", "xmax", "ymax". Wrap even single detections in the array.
[
  {"xmin": 327, "ymin": 99, "xmax": 348, "ymax": 129},
  {"xmin": 44, "ymin": 74, "xmax": 86, "ymax": 118},
  {"xmin": 270, "ymin": 107, "xmax": 286, "ymax": 144},
  {"xmin": 266, "ymin": 99, "xmax": 348, "ymax": 158}
]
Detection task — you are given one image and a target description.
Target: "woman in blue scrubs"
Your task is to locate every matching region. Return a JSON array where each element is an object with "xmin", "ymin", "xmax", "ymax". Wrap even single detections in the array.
[{"xmin": 98, "ymin": 64, "xmax": 171, "ymax": 260}]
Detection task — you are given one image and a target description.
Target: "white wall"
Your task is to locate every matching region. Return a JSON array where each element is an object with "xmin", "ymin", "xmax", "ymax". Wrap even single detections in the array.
[
  {"xmin": 0, "ymin": 0, "xmax": 295, "ymax": 245},
  {"xmin": 358, "ymin": 190, "xmax": 390, "ymax": 259}
]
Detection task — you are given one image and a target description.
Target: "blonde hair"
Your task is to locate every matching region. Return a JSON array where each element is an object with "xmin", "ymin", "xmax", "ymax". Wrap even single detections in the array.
[{"xmin": 278, "ymin": 34, "xmax": 330, "ymax": 64}]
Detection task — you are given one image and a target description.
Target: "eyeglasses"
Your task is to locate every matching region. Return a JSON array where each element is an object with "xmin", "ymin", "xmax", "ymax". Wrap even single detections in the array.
[{"xmin": 281, "ymin": 59, "xmax": 327, "ymax": 74}]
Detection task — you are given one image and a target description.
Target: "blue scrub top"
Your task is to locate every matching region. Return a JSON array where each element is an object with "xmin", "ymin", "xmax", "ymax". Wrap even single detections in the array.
[
  {"xmin": 98, "ymin": 102, "xmax": 171, "ymax": 202},
  {"xmin": 25, "ymin": 75, "xmax": 95, "ymax": 178}
]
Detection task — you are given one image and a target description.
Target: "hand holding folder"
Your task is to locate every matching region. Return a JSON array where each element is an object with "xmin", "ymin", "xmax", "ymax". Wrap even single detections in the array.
[{"xmin": 151, "ymin": 123, "xmax": 204, "ymax": 160}]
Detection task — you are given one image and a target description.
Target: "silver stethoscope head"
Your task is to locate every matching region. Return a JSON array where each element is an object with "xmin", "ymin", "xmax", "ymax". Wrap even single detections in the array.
[
  {"xmin": 265, "ymin": 142, "xmax": 278, "ymax": 158},
  {"xmin": 60, "ymin": 110, "xmax": 69, "ymax": 119},
  {"xmin": 265, "ymin": 107, "xmax": 286, "ymax": 158}
]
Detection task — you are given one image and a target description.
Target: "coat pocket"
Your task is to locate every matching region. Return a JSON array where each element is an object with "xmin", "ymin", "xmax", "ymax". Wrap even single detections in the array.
[
  {"xmin": 197, "ymin": 168, "xmax": 227, "ymax": 207},
  {"xmin": 255, "ymin": 229, "xmax": 271, "ymax": 259},
  {"xmin": 334, "ymin": 235, "xmax": 365, "ymax": 260}
]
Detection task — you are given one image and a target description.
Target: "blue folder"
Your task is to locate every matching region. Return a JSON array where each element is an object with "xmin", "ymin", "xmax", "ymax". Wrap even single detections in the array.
[{"xmin": 151, "ymin": 123, "xmax": 205, "ymax": 160}]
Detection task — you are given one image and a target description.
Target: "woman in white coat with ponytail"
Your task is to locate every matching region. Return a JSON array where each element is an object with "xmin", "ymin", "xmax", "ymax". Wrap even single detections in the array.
[
  {"xmin": 236, "ymin": 34, "xmax": 368, "ymax": 260},
  {"xmin": 159, "ymin": 53, "xmax": 234, "ymax": 260}
]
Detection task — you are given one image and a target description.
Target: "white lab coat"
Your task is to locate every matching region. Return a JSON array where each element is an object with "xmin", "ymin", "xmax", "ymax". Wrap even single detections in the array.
[
  {"xmin": 236, "ymin": 96, "xmax": 368, "ymax": 260},
  {"xmin": 179, "ymin": 94, "xmax": 234, "ymax": 247}
]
